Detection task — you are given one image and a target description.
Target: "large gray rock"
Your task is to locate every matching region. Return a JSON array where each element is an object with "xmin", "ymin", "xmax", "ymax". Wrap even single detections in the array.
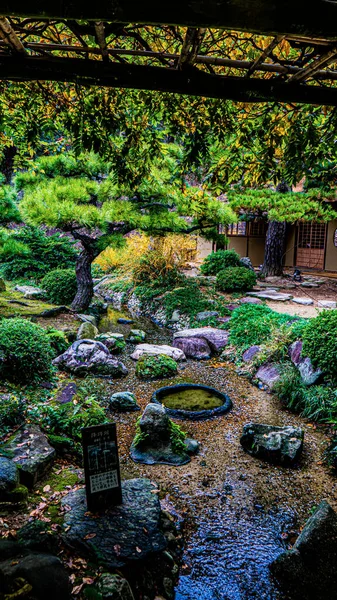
[
  {"xmin": 77, "ymin": 320, "xmax": 98, "ymax": 340},
  {"xmin": 14, "ymin": 284, "xmax": 45, "ymax": 299},
  {"xmin": 246, "ymin": 291, "xmax": 293, "ymax": 301},
  {"xmin": 76, "ymin": 313, "xmax": 97, "ymax": 325},
  {"xmin": 256, "ymin": 363, "xmax": 282, "ymax": 389},
  {"xmin": 195, "ymin": 310, "xmax": 219, "ymax": 322},
  {"xmin": 173, "ymin": 336, "xmax": 212, "ymax": 360},
  {"xmin": 240, "ymin": 296, "xmax": 262, "ymax": 305},
  {"xmin": 0, "ymin": 457, "xmax": 19, "ymax": 496},
  {"xmin": 240, "ymin": 423, "xmax": 304, "ymax": 465},
  {"xmin": 3, "ymin": 425, "xmax": 56, "ymax": 488},
  {"xmin": 131, "ymin": 343, "xmax": 185, "ymax": 361},
  {"xmin": 62, "ymin": 478, "xmax": 167, "ymax": 567},
  {"xmin": 242, "ymin": 345, "xmax": 261, "ymax": 363},
  {"xmin": 0, "ymin": 541, "xmax": 70, "ymax": 600},
  {"xmin": 292, "ymin": 297, "xmax": 314, "ymax": 306},
  {"xmin": 318, "ymin": 300, "xmax": 337, "ymax": 309},
  {"xmin": 270, "ymin": 500, "xmax": 337, "ymax": 599},
  {"xmin": 53, "ymin": 340, "xmax": 128, "ymax": 377},
  {"xmin": 173, "ymin": 327, "xmax": 229, "ymax": 352},
  {"xmin": 130, "ymin": 404, "xmax": 192, "ymax": 466},
  {"xmin": 109, "ymin": 391, "xmax": 140, "ymax": 412},
  {"xmin": 239, "ymin": 256, "xmax": 254, "ymax": 271},
  {"xmin": 288, "ymin": 341, "xmax": 322, "ymax": 385},
  {"xmin": 97, "ymin": 573, "xmax": 135, "ymax": 600}
]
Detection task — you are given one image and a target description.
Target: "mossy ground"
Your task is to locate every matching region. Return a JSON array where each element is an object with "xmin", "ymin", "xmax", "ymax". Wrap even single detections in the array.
[{"xmin": 0, "ymin": 284, "xmax": 58, "ymax": 318}]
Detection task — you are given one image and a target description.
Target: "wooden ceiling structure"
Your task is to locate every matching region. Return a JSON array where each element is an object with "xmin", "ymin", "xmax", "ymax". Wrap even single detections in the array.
[{"xmin": 1, "ymin": 2, "xmax": 337, "ymax": 104}]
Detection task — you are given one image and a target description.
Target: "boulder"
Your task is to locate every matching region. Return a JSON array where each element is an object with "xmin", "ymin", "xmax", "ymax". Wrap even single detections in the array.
[
  {"xmin": 0, "ymin": 278, "xmax": 6, "ymax": 292},
  {"xmin": 14, "ymin": 284, "xmax": 45, "ymax": 299},
  {"xmin": 173, "ymin": 327, "xmax": 229, "ymax": 353},
  {"xmin": 97, "ymin": 573, "xmax": 135, "ymax": 600},
  {"xmin": 109, "ymin": 392, "xmax": 140, "ymax": 412},
  {"xmin": 0, "ymin": 541, "xmax": 70, "ymax": 600},
  {"xmin": 173, "ymin": 337, "xmax": 212, "ymax": 360},
  {"xmin": 270, "ymin": 500, "xmax": 337, "ymax": 599},
  {"xmin": 239, "ymin": 257, "xmax": 254, "ymax": 271},
  {"xmin": 288, "ymin": 341, "xmax": 322, "ymax": 385},
  {"xmin": 128, "ymin": 329, "xmax": 146, "ymax": 343},
  {"xmin": 170, "ymin": 309, "xmax": 181, "ymax": 323},
  {"xmin": 0, "ymin": 457, "xmax": 19, "ymax": 495},
  {"xmin": 95, "ymin": 332, "xmax": 126, "ymax": 352},
  {"xmin": 76, "ymin": 313, "xmax": 97, "ymax": 325},
  {"xmin": 240, "ymin": 423, "xmax": 304, "ymax": 465},
  {"xmin": 62, "ymin": 478, "xmax": 167, "ymax": 567},
  {"xmin": 130, "ymin": 404, "xmax": 192, "ymax": 466},
  {"xmin": 53, "ymin": 340, "xmax": 128, "ymax": 377},
  {"xmin": 240, "ymin": 296, "xmax": 262, "ymax": 305},
  {"xmin": 56, "ymin": 382, "xmax": 77, "ymax": 404},
  {"xmin": 256, "ymin": 363, "xmax": 281, "ymax": 389},
  {"xmin": 77, "ymin": 320, "xmax": 99, "ymax": 340},
  {"xmin": 318, "ymin": 300, "xmax": 337, "ymax": 309},
  {"xmin": 242, "ymin": 345, "xmax": 261, "ymax": 363},
  {"xmin": 131, "ymin": 344, "xmax": 186, "ymax": 361},
  {"xmin": 3, "ymin": 425, "xmax": 56, "ymax": 488},
  {"xmin": 195, "ymin": 310, "xmax": 219, "ymax": 322},
  {"xmin": 292, "ymin": 297, "xmax": 314, "ymax": 306}
]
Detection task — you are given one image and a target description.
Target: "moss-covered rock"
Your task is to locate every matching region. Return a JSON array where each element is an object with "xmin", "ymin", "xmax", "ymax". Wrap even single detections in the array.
[{"xmin": 135, "ymin": 354, "xmax": 178, "ymax": 380}]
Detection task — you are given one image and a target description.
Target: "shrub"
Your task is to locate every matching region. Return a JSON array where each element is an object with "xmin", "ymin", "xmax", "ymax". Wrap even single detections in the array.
[
  {"xmin": 42, "ymin": 269, "xmax": 77, "ymax": 305},
  {"xmin": 229, "ymin": 304, "xmax": 303, "ymax": 351},
  {"xmin": 45, "ymin": 327, "xmax": 69, "ymax": 357},
  {"xmin": 216, "ymin": 266, "xmax": 256, "ymax": 292},
  {"xmin": 302, "ymin": 310, "xmax": 337, "ymax": 382},
  {"xmin": 0, "ymin": 393, "xmax": 25, "ymax": 435},
  {"xmin": 273, "ymin": 369, "xmax": 306, "ymax": 413},
  {"xmin": 162, "ymin": 280, "xmax": 211, "ymax": 320},
  {"xmin": 200, "ymin": 249, "xmax": 240, "ymax": 275},
  {"xmin": 0, "ymin": 226, "xmax": 77, "ymax": 281},
  {"xmin": 0, "ymin": 318, "xmax": 53, "ymax": 383},
  {"xmin": 136, "ymin": 354, "xmax": 178, "ymax": 380}
]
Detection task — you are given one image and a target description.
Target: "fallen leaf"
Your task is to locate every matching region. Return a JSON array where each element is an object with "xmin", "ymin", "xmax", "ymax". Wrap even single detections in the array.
[
  {"xmin": 43, "ymin": 485, "xmax": 51, "ymax": 493},
  {"xmin": 84, "ymin": 532, "xmax": 96, "ymax": 540}
]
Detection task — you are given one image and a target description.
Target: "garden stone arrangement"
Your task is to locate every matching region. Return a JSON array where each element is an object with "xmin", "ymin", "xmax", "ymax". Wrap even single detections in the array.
[
  {"xmin": 53, "ymin": 339, "xmax": 128, "ymax": 377},
  {"xmin": 130, "ymin": 404, "xmax": 198, "ymax": 465}
]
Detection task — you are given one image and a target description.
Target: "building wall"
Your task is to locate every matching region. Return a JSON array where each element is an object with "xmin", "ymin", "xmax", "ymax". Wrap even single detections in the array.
[
  {"xmin": 196, "ymin": 237, "xmax": 213, "ymax": 262},
  {"xmin": 227, "ymin": 236, "xmax": 248, "ymax": 257},
  {"xmin": 325, "ymin": 220, "xmax": 337, "ymax": 271}
]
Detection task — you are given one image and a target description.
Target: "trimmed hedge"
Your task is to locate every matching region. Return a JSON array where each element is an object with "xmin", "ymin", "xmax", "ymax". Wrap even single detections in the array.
[
  {"xmin": 42, "ymin": 269, "xmax": 77, "ymax": 305},
  {"xmin": 216, "ymin": 266, "xmax": 256, "ymax": 292},
  {"xmin": 302, "ymin": 309, "xmax": 337, "ymax": 382},
  {"xmin": 200, "ymin": 249, "xmax": 241, "ymax": 275}
]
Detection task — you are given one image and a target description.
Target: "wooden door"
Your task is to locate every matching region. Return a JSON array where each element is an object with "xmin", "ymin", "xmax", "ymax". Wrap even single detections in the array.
[{"xmin": 296, "ymin": 222, "xmax": 327, "ymax": 270}]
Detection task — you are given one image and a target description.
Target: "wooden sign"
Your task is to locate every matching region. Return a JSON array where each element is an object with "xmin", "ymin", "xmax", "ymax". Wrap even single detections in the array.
[{"xmin": 82, "ymin": 423, "xmax": 122, "ymax": 511}]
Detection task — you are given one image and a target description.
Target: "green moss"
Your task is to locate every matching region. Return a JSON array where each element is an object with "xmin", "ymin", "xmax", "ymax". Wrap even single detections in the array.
[
  {"xmin": 42, "ymin": 467, "xmax": 79, "ymax": 492},
  {"xmin": 136, "ymin": 354, "xmax": 178, "ymax": 380},
  {"xmin": 169, "ymin": 420, "xmax": 187, "ymax": 455},
  {"xmin": 0, "ymin": 286, "xmax": 57, "ymax": 318},
  {"xmin": 47, "ymin": 434, "xmax": 75, "ymax": 454}
]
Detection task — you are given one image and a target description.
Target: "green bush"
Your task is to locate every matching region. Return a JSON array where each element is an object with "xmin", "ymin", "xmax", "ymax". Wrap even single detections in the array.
[
  {"xmin": 0, "ymin": 393, "xmax": 25, "ymax": 435},
  {"xmin": 200, "ymin": 249, "xmax": 241, "ymax": 275},
  {"xmin": 273, "ymin": 368, "xmax": 306, "ymax": 413},
  {"xmin": 45, "ymin": 327, "xmax": 69, "ymax": 357},
  {"xmin": 42, "ymin": 269, "xmax": 77, "ymax": 305},
  {"xmin": 136, "ymin": 354, "xmax": 178, "ymax": 380},
  {"xmin": 0, "ymin": 226, "xmax": 77, "ymax": 281},
  {"xmin": 229, "ymin": 304, "xmax": 304, "ymax": 351},
  {"xmin": 0, "ymin": 318, "xmax": 53, "ymax": 383},
  {"xmin": 216, "ymin": 266, "xmax": 256, "ymax": 292},
  {"xmin": 302, "ymin": 310, "xmax": 337, "ymax": 382}
]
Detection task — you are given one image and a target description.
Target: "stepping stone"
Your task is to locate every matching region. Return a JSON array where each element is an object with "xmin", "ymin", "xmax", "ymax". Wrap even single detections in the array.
[
  {"xmin": 240, "ymin": 423, "xmax": 304, "ymax": 465},
  {"xmin": 255, "ymin": 363, "xmax": 282, "ymax": 389},
  {"xmin": 240, "ymin": 297, "xmax": 263, "ymax": 305},
  {"xmin": 292, "ymin": 297, "xmax": 314, "ymax": 306},
  {"xmin": 246, "ymin": 291, "xmax": 293, "ymax": 301},
  {"xmin": 318, "ymin": 300, "xmax": 337, "ymax": 309},
  {"xmin": 131, "ymin": 343, "xmax": 186, "ymax": 361},
  {"xmin": 301, "ymin": 282, "xmax": 319, "ymax": 288},
  {"xmin": 173, "ymin": 327, "xmax": 229, "ymax": 352},
  {"xmin": 61, "ymin": 478, "xmax": 167, "ymax": 568},
  {"xmin": 3, "ymin": 425, "xmax": 56, "ymax": 488}
]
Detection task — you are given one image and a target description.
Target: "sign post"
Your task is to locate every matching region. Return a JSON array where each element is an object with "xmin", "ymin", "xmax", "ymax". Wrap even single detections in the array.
[{"xmin": 82, "ymin": 423, "xmax": 122, "ymax": 511}]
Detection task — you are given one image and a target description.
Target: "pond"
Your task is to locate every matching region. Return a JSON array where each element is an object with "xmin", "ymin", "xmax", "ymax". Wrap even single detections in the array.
[{"xmin": 152, "ymin": 383, "xmax": 232, "ymax": 419}]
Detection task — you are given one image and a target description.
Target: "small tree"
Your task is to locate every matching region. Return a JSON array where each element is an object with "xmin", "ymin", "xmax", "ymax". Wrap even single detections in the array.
[
  {"xmin": 227, "ymin": 187, "xmax": 337, "ymax": 276},
  {"xmin": 20, "ymin": 150, "xmax": 236, "ymax": 310}
]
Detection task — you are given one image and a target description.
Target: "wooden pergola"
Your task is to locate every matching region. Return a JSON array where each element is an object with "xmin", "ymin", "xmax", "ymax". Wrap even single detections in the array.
[{"xmin": 1, "ymin": 2, "xmax": 337, "ymax": 104}]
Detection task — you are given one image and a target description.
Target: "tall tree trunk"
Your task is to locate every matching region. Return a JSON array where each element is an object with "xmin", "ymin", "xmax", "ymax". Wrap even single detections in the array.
[
  {"xmin": 261, "ymin": 181, "xmax": 289, "ymax": 277},
  {"xmin": 261, "ymin": 220, "xmax": 287, "ymax": 276},
  {"xmin": 1, "ymin": 145, "xmax": 17, "ymax": 184},
  {"xmin": 71, "ymin": 246, "xmax": 95, "ymax": 311}
]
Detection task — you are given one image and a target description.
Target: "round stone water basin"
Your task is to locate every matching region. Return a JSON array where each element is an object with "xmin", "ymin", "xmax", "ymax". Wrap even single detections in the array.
[{"xmin": 151, "ymin": 383, "xmax": 232, "ymax": 420}]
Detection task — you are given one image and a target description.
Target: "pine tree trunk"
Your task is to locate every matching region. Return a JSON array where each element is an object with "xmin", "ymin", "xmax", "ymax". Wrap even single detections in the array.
[
  {"xmin": 261, "ymin": 220, "xmax": 286, "ymax": 276},
  {"xmin": 1, "ymin": 145, "xmax": 17, "ymax": 184},
  {"xmin": 71, "ymin": 247, "xmax": 95, "ymax": 311}
]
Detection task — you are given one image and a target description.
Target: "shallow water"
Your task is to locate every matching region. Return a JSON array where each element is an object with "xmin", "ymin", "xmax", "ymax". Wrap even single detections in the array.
[{"xmin": 161, "ymin": 388, "xmax": 224, "ymax": 412}]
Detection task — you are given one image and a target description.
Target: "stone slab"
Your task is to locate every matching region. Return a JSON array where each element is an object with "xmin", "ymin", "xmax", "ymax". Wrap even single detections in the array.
[
  {"xmin": 247, "ymin": 291, "xmax": 293, "ymax": 301},
  {"xmin": 292, "ymin": 297, "xmax": 314, "ymax": 306},
  {"xmin": 131, "ymin": 344, "xmax": 186, "ymax": 361}
]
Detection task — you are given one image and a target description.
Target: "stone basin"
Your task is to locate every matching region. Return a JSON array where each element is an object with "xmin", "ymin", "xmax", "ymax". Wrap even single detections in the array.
[{"xmin": 151, "ymin": 383, "xmax": 232, "ymax": 420}]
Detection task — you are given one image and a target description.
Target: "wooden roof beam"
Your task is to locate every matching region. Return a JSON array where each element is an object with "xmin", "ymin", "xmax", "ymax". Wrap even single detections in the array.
[
  {"xmin": 2, "ymin": 1, "xmax": 337, "ymax": 41},
  {"xmin": 245, "ymin": 35, "xmax": 285, "ymax": 77},
  {"xmin": 288, "ymin": 45, "xmax": 337, "ymax": 82},
  {"xmin": 1, "ymin": 55, "xmax": 337, "ymax": 106},
  {"xmin": 0, "ymin": 16, "xmax": 25, "ymax": 53},
  {"xmin": 94, "ymin": 22, "xmax": 109, "ymax": 62}
]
